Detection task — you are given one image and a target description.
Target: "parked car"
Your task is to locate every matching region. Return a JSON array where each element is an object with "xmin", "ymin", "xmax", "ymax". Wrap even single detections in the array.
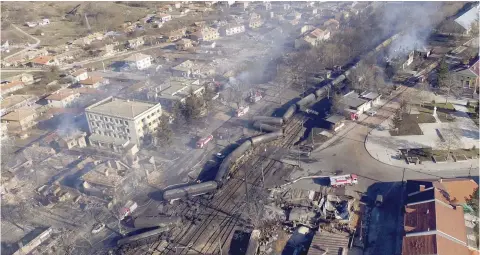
[
  {"xmin": 366, "ymin": 110, "xmax": 377, "ymax": 116},
  {"xmin": 216, "ymin": 152, "xmax": 225, "ymax": 159},
  {"xmin": 91, "ymin": 223, "xmax": 105, "ymax": 234}
]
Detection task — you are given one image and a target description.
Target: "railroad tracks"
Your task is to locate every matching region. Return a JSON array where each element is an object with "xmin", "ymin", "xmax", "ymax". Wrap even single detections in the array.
[{"xmin": 139, "ymin": 115, "xmax": 306, "ymax": 255}]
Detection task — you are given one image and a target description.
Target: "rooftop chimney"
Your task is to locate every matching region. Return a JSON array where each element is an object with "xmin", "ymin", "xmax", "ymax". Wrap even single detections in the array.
[
  {"xmin": 419, "ymin": 185, "xmax": 425, "ymax": 191},
  {"xmin": 440, "ymin": 179, "xmax": 443, "ymax": 183}
]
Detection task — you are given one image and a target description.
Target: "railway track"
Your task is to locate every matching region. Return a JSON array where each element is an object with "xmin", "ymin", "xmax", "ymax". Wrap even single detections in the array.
[{"xmin": 138, "ymin": 115, "xmax": 306, "ymax": 255}]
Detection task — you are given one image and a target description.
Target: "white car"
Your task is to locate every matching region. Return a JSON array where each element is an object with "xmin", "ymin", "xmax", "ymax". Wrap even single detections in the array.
[
  {"xmin": 91, "ymin": 223, "xmax": 105, "ymax": 234},
  {"xmin": 366, "ymin": 110, "xmax": 377, "ymax": 116}
]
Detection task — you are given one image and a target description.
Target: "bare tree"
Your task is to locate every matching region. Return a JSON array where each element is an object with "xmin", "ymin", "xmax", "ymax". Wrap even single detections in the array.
[
  {"xmin": 440, "ymin": 73, "xmax": 462, "ymax": 104},
  {"xmin": 155, "ymin": 116, "xmax": 174, "ymax": 147},
  {"xmin": 436, "ymin": 122, "xmax": 462, "ymax": 160},
  {"xmin": 390, "ymin": 108, "xmax": 403, "ymax": 134},
  {"xmin": 348, "ymin": 63, "xmax": 375, "ymax": 93},
  {"xmin": 330, "ymin": 92, "xmax": 344, "ymax": 115}
]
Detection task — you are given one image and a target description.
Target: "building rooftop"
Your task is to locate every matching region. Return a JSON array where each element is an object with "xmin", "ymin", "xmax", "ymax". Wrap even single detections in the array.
[
  {"xmin": 326, "ymin": 114, "xmax": 345, "ymax": 124},
  {"xmin": 158, "ymin": 78, "xmax": 202, "ymax": 100},
  {"xmin": 81, "ymin": 164, "xmax": 125, "ymax": 188},
  {"xmin": 360, "ymin": 91, "xmax": 380, "ymax": 100},
  {"xmin": 1, "ymin": 94, "xmax": 34, "ymax": 110},
  {"xmin": 454, "ymin": 5, "xmax": 479, "ymax": 31},
  {"xmin": 2, "ymin": 108, "xmax": 36, "ymax": 122},
  {"xmin": 80, "ymin": 76, "xmax": 104, "ymax": 85},
  {"xmin": 30, "ymin": 55, "xmax": 55, "ymax": 65},
  {"xmin": 343, "ymin": 93, "xmax": 367, "ymax": 108},
  {"xmin": 124, "ymin": 53, "xmax": 151, "ymax": 62},
  {"xmin": 1, "ymin": 80, "xmax": 24, "ymax": 91},
  {"xmin": 71, "ymin": 69, "xmax": 87, "ymax": 77},
  {"xmin": 46, "ymin": 89, "xmax": 79, "ymax": 101},
  {"xmin": 86, "ymin": 96, "xmax": 160, "ymax": 119}
]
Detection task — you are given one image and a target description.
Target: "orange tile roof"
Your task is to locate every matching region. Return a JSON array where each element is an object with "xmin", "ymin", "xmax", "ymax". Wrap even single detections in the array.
[
  {"xmin": 80, "ymin": 76, "xmax": 104, "ymax": 85},
  {"xmin": 436, "ymin": 234, "xmax": 470, "ymax": 255},
  {"xmin": 434, "ymin": 179, "xmax": 479, "ymax": 204},
  {"xmin": 435, "ymin": 202, "xmax": 467, "ymax": 243},
  {"xmin": 30, "ymin": 55, "xmax": 55, "ymax": 65},
  {"xmin": 1, "ymin": 80, "xmax": 24, "ymax": 91}
]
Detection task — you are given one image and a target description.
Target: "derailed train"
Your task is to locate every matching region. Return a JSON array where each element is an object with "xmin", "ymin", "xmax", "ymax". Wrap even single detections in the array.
[{"xmin": 161, "ymin": 32, "xmax": 401, "ymax": 202}]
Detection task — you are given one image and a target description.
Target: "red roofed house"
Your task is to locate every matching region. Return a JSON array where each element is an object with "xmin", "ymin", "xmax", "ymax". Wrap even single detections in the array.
[
  {"xmin": 402, "ymin": 178, "xmax": 479, "ymax": 255},
  {"xmin": 1, "ymin": 108, "xmax": 38, "ymax": 131},
  {"xmin": 79, "ymin": 76, "xmax": 109, "ymax": 88},
  {"xmin": 1, "ymin": 81, "xmax": 24, "ymax": 97},
  {"xmin": 295, "ymin": 28, "xmax": 330, "ymax": 48},
  {"xmin": 28, "ymin": 55, "xmax": 59, "ymax": 67},
  {"xmin": 46, "ymin": 89, "xmax": 80, "ymax": 108},
  {"xmin": 71, "ymin": 69, "xmax": 89, "ymax": 83}
]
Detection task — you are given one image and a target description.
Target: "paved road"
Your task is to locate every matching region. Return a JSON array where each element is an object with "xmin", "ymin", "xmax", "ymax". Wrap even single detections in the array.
[
  {"xmin": 298, "ymin": 87, "xmax": 477, "ymax": 192},
  {"xmin": 3, "ymin": 24, "xmax": 41, "ymax": 61}
]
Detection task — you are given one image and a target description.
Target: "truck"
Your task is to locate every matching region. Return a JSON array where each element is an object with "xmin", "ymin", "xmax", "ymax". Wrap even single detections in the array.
[
  {"xmin": 248, "ymin": 90, "xmax": 263, "ymax": 103},
  {"xmin": 236, "ymin": 106, "xmax": 249, "ymax": 117},
  {"xmin": 119, "ymin": 200, "xmax": 138, "ymax": 220},
  {"xmin": 329, "ymin": 174, "xmax": 358, "ymax": 187},
  {"xmin": 196, "ymin": 135, "xmax": 213, "ymax": 149}
]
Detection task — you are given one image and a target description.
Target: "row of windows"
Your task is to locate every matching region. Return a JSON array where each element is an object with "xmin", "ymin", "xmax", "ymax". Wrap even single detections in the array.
[
  {"xmin": 93, "ymin": 130, "xmax": 132, "ymax": 140},
  {"xmin": 89, "ymin": 114, "xmax": 128, "ymax": 125},
  {"xmin": 91, "ymin": 122, "xmax": 131, "ymax": 133}
]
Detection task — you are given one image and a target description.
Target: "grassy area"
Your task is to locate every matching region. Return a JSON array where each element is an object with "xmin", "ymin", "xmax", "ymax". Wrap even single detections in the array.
[
  {"xmin": 390, "ymin": 113, "xmax": 425, "ymax": 136},
  {"xmin": 428, "ymin": 102, "xmax": 456, "ymax": 111},
  {"xmin": 417, "ymin": 104, "xmax": 455, "ymax": 123},
  {"xmin": 411, "ymin": 113, "xmax": 436, "ymax": 124},
  {"xmin": 402, "ymin": 148, "xmax": 479, "ymax": 163}
]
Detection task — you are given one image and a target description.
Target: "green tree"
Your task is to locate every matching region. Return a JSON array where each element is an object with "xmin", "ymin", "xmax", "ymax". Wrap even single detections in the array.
[
  {"xmin": 390, "ymin": 108, "xmax": 403, "ymax": 134},
  {"xmin": 437, "ymin": 58, "xmax": 448, "ymax": 88},
  {"xmin": 181, "ymin": 88, "xmax": 206, "ymax": 124},
  {"xmin": 466, "ymin": 187, "xmax": 479, "ymax": 214}
]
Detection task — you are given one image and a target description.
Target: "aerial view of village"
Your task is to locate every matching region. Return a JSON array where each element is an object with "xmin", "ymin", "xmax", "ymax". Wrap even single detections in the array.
[{"xmin": 0, "ymin": 1, "xmax": 479, "ymax": 255}]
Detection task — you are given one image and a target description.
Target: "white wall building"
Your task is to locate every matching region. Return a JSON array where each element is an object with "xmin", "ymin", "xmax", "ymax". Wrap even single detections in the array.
[
  {"xmin": 124, "ymin": 53, "xmax": 152, "ymax": 70},
  {"xmin": 85, "ymin": 97, "xmax": 162, "ymax": 149},
  {"xmin": 219, "ymin": 24, "xmax": 245, "ymax": 36},
  {"xmin": 45, "ymin": 89, "xmax": 80, "ymax": 108}
]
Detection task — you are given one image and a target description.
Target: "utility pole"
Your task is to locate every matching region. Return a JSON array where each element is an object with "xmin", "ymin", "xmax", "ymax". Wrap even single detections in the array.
[{"xmin": 261, "ymin": 147, "xmax": 266, "ymax": 187}]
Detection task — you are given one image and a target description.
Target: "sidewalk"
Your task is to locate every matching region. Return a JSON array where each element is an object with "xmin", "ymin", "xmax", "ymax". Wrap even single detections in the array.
[{"xmin": 365, "ymin": 97, "xmax": 479, "ymax": 172}]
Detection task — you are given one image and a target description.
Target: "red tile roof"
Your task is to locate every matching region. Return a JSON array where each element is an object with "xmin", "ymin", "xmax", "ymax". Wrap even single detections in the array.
[
  {"xmin": 46, "ymin": 89, "xmax": 78, "ymax": 101},
  {"xmin": 30, "ymin": 55, "xmax": 55, "ymax": 65},
  {"xmin": 80, "ymin": 76, "xmax": 104, "ymax": 85}
]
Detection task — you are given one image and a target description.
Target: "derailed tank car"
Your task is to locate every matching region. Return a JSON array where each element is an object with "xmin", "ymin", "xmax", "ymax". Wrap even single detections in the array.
[
  {"xmin": 250, "ymin": 131, "xmax": 284, "ymax": 146},
  {"xmin": 251, "ymin": 116, "xmax": 284, "ymax": 126},
  {"xmin": 117, "ymin": 227, "xmax": 170, "ymax": 246},
  {"xmin": 163, "ymin": 181, "xmax": 218, "ymax": 201},
  {"xmin": 282, "ymin": 104, "xmax": 297, "ymax": 123},
  {"xmin": 132, "ymin": 215, "xmax": 182, "ymax": 229},
  {"xmin": 253, "ymin": 122, "xmax": 282, "ymax": 133}
]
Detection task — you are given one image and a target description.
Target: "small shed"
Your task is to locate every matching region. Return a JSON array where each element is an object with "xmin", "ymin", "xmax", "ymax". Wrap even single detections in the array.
[
  {"xmin": 326, "ymin": 114, "xmax": 346, "ymax": 132},
  {"xmin": 360, "ymin": 91, "xmax": 381, "ymax": 106}
]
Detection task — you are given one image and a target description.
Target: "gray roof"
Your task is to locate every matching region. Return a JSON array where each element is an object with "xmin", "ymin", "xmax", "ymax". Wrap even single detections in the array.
[
  {"xmin": 360, "ymin": 91, "xmax": 380, "ymax": 100},
  {"xmin": 455, "ymin": 68, "xmax": 477, "ymax": 77},
  {"xmin": 326, "ymin": 115, "xmax": 345, "ymax": 124},
  {"xmin": 86, "ymin": 97, "xmax": 159, "ymax": 119},
  {"xmin": 454, "ymin": 5, "xmax": 479, "ymax": 30},
  {"xmin": 343, "ymin": 94, "xmax": 367, "ymax": 108}
]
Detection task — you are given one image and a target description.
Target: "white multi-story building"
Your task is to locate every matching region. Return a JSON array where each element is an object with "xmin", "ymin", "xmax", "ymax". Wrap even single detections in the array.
[
  {"xmin": 219, "ymin": 24, "xmax": 245, "ymax": 36},
  {"xmin": 124, "ymin": 53, "xmax": 152, "ymax": 70},
  {"xmin": 85, "ymin": 97, "xmax": 162, "ymax": 149}
]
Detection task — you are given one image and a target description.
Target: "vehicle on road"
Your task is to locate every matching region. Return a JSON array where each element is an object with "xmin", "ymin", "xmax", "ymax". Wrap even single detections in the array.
[
  {"xmin": 366, "ymin": 110, "xmax": 377, "ymax": 116},
  {"xmin": 249, "ymin": 90, "xmax": 263, "ymax": 103},
  {"xmin": 216, "ymin": 152, "xmax": 225, "ymax": 159},
  {"xmin": 236, "ymin": 106, "xmax": 249, "ymax": 117},
  {"xmin": 197, "ymin": 135, "xmax": 214, "ymax": 149},
  {"xmin": 375, "ymin": 195, "xmax": 383, "ymax": 207},
  {"xmin": 119, "ymin": 200, "xmax": 138, "ymax": 220},
  {"xmin": 91, "ymin": 223, "xmax": 105, "ymax": 234},
  {"xmin": 329, "ymin": 174, "xmax": 358, "ymax": 187}
]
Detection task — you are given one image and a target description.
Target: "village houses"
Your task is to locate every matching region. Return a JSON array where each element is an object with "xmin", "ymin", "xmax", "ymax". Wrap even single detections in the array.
[
  {"xmin": 45, "ymin": 89, "xmax": 80, "ymax": 108},
  {"xmin": 190, "ymin": 27, "xmax": 219, "ymax": 42},
  {"xmin": 127, "ymin": 37, "xmax": 145, "ymax": 49},
  {"xmin": 124, "ymin": 53, "xmax": 152, "ymax": 70},
  {"xmin": 28, "ymin": 55, "xmax": 59, "ymax": 67},
  {"xmin": 2, "ymin": 108, "xmax": 38, "ymax": 132},
  {"xmin": 70, "ymin": 69, "xmax": 89, "ymax": 83},
  {"xmin": 79, "ymin": 76, "xmax": 109, "ymax": 89},
  {"xmin": 1, "ymin": 81, "xmax": 25, "ymax": 97},
  {"xmin": 219, "ymin": 24, "xmax": 245, "ymax": 36},
  {"xmin": 176, "ymin": 38, "xmax": 193, "ymax": 50},
  {"xmin": 295, "ymin": 28, "xmax": 330, "ymax": 48}
]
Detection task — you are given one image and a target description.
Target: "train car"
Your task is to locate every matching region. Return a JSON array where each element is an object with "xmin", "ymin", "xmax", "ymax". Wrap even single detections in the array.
[
  {"xmin": 253, "ymin": 122, "xmax": 283, "ymax": 133},
  {"xmin": 251, "ymin": 116, "xmax": 284, "ymax": 126},
  {"xmin": 282, "ymin": 104, "xmax": 297, "ymax": 123},
  {"xmin": 215, "ymin": 155, "xmax": 234, "ymax": 183},
  {"xmin": 314, "ymin": 87, "xmax": 328, "ymax": 99},
  {"xmin": 117, "ymin": 227, "xmax": 170, "ymax": 246},
  {"xmin": 296, "ymin": 93, "xmax": 316, "ymax": 109},
  {"xmin": 132, "ymin": 215, "xmax": 182, "ymax": 229},
  {"xmin": 163, "ymin": 181, "xmax": 218, "ymax": 201},
  {"xmin": 250, "ymin": 131, "xmax": 284, "ymax": 146}
]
